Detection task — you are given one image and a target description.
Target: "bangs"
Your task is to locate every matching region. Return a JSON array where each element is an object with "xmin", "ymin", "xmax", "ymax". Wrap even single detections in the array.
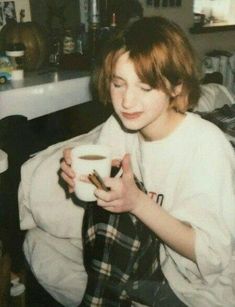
[
  {"xmin": 129, "ymin": 46, "xmax": 178, "ymax": 95},
  {"xmin": 96, "ymin": 47, "xmax": 127, "ymax": 104},
  {"xmin": 109, "ymin": 48, "xmax": 127, "ymax": 80}
]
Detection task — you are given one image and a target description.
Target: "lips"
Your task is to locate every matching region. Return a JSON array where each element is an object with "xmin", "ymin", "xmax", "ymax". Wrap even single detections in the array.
[{"xmin": 121, "ymin": 112, "xmax": 142, "ymax": 119}]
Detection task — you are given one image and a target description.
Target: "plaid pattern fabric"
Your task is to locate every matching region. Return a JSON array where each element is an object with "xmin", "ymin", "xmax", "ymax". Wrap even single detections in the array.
[{"xmin": 80, "ymin": 202, "xmax": 162, "ymax": 307}]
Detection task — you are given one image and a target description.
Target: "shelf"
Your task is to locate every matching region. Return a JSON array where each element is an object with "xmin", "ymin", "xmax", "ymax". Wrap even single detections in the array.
[{"xmin": 190, "ymin": 24, "xmax": 235, "ymax": 34}]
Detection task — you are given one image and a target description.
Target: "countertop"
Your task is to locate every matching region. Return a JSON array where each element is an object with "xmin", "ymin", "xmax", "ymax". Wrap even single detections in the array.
[
  {"xmin": 0, "ymin": 68, "xmax": 90, "ymax": 92},
  {"xmin": 0, "ymin": 68, "xmax": 91, "ymax": 120}
]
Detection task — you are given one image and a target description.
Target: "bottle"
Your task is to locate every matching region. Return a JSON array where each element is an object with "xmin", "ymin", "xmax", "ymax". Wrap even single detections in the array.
[
  {"xmin": 109, "ymin": 12, "xmax": 118, "ymax": 37},
  {"xmin": 49, "ymin": 31, "xmax": 62, "ymax": 66},
  {"xmin": 88, "ymin": 0, "xmax": 101, "ymax": 65},
  {"xmin": 76, "ymin": 23, "xmax": 86, "ymax": 55},
  {"xmin": 110, "ymin": 12, "xmax": 117, "ymax": 29},
  {"xmin": 89, "ymin": 0, "xmax": 100, "ymax": 26}
]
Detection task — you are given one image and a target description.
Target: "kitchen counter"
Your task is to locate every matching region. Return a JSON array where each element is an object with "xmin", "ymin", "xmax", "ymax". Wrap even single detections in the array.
[{"xmin": 0, "ymin": 69, "xmax": 91, "ymax": 120}]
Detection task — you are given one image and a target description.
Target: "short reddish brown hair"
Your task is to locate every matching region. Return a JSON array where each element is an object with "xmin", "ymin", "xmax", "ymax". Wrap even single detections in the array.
[{"xmin": 93, "ymin": 16, "xmax": 201, "ymax": 112}]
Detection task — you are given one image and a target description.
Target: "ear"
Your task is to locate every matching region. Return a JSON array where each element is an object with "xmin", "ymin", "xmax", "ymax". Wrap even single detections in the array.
[{"xmin": 171, "ymin": 84, "xmax": 182, "ymax": 97}]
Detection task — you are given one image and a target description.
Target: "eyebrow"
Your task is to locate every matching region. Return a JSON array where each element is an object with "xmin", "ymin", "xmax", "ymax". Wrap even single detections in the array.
[
  {"xmin": 112, "ymin": 74, "xmax": 151, "ymax": 87},
  {"xmin": 112, "ymin": 74, "xmax": 125, "ymax": 81}
]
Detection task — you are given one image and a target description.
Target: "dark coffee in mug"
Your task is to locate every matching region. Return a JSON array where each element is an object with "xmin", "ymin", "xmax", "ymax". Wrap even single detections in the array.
[{"xmin": 79, "ymin": 155, "xmax": 106, "ymax": 160}]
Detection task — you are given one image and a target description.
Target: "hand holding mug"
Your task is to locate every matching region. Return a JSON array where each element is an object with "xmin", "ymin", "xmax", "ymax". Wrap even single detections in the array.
[
  {"xmin": 60, "ymin": 147, "xmax": 75, "ymax": 193},
  {"xmin": 61, "ymin": 144, "xmax": 112, "ymax": 202}
]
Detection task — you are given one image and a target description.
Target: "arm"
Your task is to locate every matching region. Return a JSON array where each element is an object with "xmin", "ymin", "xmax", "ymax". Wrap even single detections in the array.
[
  {"xmin": 95, "ymin": 154, "xmax": 196, "ymax": 262},
  {"xmin": 132, "ymin": 194, "xmax": 196, "ymax": 262}
]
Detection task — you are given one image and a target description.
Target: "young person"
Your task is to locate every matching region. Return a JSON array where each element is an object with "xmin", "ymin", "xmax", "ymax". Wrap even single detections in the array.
[{"xmin": 60, "ymin": 16, "xmax": 235, "ymax": 307}]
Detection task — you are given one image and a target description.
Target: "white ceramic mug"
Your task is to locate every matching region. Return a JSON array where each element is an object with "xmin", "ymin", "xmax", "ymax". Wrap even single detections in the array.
[{"xmin": 71, "ymin": 144, "xmax": 112, "ymax": 202}]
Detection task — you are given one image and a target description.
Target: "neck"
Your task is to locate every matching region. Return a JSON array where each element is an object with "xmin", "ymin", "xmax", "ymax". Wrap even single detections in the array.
[{"xmin": 140, "ymin": 109, "xmax": 185, "ymax": 141}]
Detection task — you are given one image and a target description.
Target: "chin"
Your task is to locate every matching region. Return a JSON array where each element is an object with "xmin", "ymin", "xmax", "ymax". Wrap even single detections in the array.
[
  {"xmin": 114, "ymin": 110, "xmax": 143, "ymax": 130},
  {"xmin": 119, "ymin": 118, "xmax": 143, "ymax": 131}
]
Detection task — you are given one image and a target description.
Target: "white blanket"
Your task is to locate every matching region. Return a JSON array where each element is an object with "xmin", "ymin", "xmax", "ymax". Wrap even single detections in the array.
[
  {"xmin": 19, "ymin": 124, "xmax": 103, "ymax": 306},
  {"xmin": 195, "ymin": 83, "xmax": 234, "ymax": 112}
]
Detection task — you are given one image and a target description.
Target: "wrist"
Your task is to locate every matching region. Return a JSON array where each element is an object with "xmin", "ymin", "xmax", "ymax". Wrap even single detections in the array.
[{"xmin": 130, "ymin": 190, "xmax": 148, "ymax": 216}]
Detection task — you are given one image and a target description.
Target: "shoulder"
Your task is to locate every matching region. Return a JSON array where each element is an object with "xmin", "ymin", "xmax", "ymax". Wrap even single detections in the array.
[
  {"xmin": 188, "ymin": 112, "xmax": 221, "ymax": 132},
  {"xmin": 186, "ymin": 113, "xmax": 235, "ymax": 162},
  {"xmin": 187, "ymin": 112, "xmax": 229, "ymax": 144}
]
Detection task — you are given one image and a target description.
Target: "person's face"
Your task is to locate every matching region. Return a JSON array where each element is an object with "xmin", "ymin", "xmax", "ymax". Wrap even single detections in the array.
[{"xmin": 110, "ymin": 52, "xmax": 172, "ymax": 140}]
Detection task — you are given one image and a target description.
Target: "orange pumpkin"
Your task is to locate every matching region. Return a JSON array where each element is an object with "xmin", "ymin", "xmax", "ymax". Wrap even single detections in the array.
[{"xmin": 0, "ymin": 21, "xmax": 48, "ymax": 71}]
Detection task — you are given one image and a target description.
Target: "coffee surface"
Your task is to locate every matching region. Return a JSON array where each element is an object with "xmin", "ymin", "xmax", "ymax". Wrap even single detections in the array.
[{"xmin": 79, "ymin": 155, "xmax": 106, "ymax": 160}]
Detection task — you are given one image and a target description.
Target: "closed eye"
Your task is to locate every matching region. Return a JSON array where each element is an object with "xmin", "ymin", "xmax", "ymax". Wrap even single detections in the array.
[
  {"xmin": 113, "ymin": 82, "xmax": 123, "ymax": 88},
  {"xmin": 139, "ymin": 82, "xmax": 153, "ymax": 92},
  {"xmin": 140, "ymin": 86, "xmax": 152, "ymax": 92},
  {"xmin": 112, "ymin": 79, "xmax": 125, "ymax": 88}
]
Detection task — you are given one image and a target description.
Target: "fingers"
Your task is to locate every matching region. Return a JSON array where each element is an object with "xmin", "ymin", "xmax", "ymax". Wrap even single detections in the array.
[
  {"xmin": 61, "ymin": 159, "xmax": 75, "ymax": 177},
  {"xmin": 60, "ymin": 148, "xmax": 75, "ymax": 192},
  {"xmin": 97, "ymin": 199, "xmax": 122, "ymax": 213},
  {"xmin": 63, "ymin": 148, "xmax": 72, "ymax": 165},
  {"xmin": 102, "ymin": 176, "xmax": 117, "ymax": 187},
  {"xmin": 122, "ymin": 153, "xmax": 131, "ymax": 171},
  {"xmin": 94, "ymin": 186, "xmax": 115, "ymax": 202},
  {"xmin": 121, "ymin": 154, "xmax": 134, "ymax": 181},
  {"xmin": 96, "ymin": 195, "xmax": 128, "ymax": 213},
  {"xmin": 60, "ymin": 161, "xmax": 75, "ymax": 189},
  {"xmin": 112, "ymin": 159, "xmax": 122, "ymax": 168},
  {"xmin": 94, "ymin": 177, "xmax": 122, "ymax": 202}
]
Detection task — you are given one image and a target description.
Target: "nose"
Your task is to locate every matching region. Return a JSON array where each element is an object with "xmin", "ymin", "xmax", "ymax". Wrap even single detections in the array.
[{"xmin": 122, "ymin": 88, "xmax": 136, "ymax": 109}]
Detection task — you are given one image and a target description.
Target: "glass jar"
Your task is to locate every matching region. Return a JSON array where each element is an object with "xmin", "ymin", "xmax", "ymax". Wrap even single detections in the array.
[{"xmin": 5, "ymin": 43, "xmax": 25, "ymax": 80}]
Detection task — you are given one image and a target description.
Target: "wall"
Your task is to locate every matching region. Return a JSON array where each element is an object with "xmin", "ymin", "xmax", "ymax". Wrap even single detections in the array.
[
  {"xmin": 139, "ymin": 0, "xmax": 235, "ymax": 59},
  {"xmin": 4, "ymin": 0, "xmax": 235, "ymax": 60},
  {"xmin": 29, "ymin": 0, "xmax": 80, "ymax": 34},
  {"xmin": 0, "ymin": 0, "xmax": 31, "ymax": 30}
]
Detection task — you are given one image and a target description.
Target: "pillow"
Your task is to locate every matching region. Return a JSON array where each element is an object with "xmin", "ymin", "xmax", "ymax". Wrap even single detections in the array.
[{"xmin": 194, "ymin": 83, "xmax": 234, "ymax": 113}]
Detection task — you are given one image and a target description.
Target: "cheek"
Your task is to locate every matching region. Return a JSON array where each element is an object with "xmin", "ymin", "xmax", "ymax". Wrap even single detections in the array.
[
  {"xmin": 110, "ymin": 88, "xmax": 122, "ymax": 105},
  {"xmin": 144, "ymin": 94, "xmax": 169, "ymax": 113}
]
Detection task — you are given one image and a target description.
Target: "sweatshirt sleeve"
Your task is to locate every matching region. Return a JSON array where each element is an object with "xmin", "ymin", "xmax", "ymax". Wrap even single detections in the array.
[{"xmin": 168, "ymin": 132, "xmax": 235, "ymax": 282}]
